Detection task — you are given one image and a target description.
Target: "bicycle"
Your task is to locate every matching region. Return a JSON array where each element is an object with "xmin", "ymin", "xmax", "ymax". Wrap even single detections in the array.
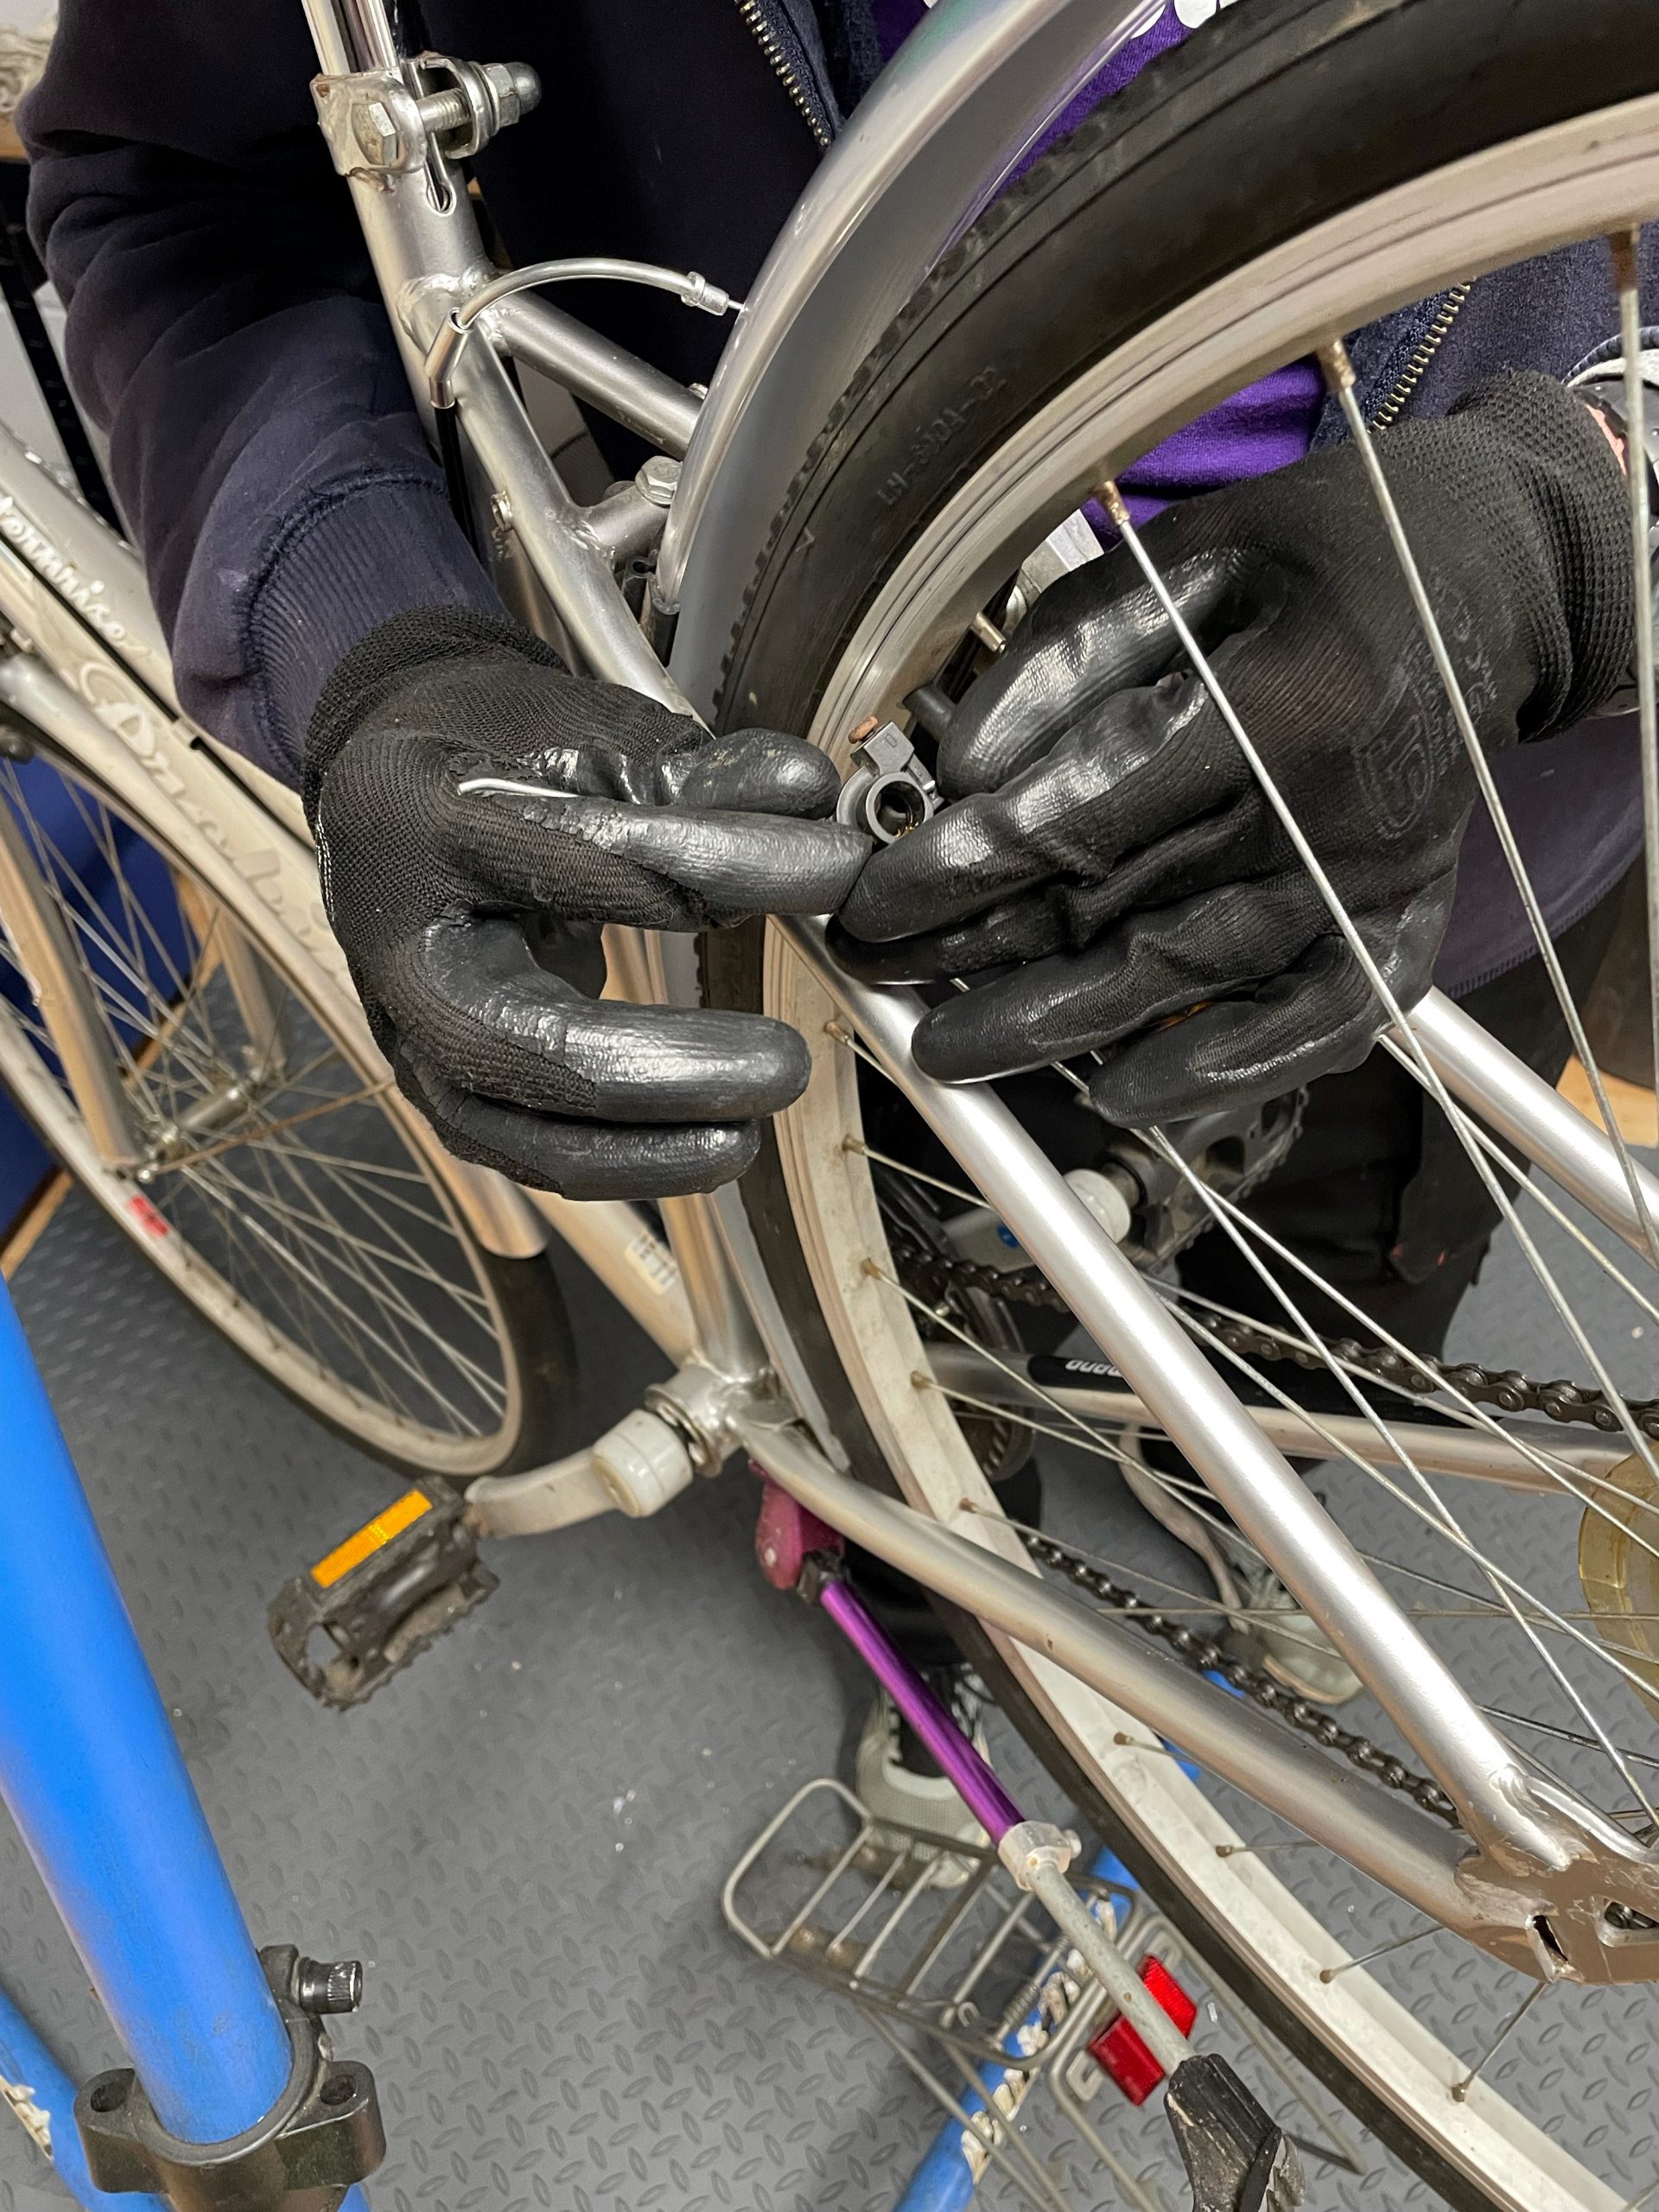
[{"xmin": 0, "ymin": 1, "xmax": 1657, "ymax": 2204}]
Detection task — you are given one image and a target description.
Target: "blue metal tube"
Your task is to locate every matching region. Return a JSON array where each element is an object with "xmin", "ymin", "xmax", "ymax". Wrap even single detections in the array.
[
  {"xmin": 0, "ymin": 1977, "xmax": 168, "ymax": 2212},
  {"xmin": 0, "ymin": 1281, "xmax": 292, "ymax": 2142}
]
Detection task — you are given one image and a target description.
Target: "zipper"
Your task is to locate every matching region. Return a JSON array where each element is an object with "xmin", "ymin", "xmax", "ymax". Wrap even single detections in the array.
[
  {"xmin": 1369, "ymin": 283, "xmax": 1474, "ymax": 431},
  {"xmin": 735, "ymin": 0, "xmax": 834, "ymax": 148}
]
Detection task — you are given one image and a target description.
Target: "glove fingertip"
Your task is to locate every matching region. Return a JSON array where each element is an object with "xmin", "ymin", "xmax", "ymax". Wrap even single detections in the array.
[
  {"xmin": 678, "ymin": 728, "xmax": 843, "ymax": 819},
  {"xmin": 734, "ymin": 1013, "xmax": 812, "ymax": 1116},
  {"xmin": 910, "ymin": 1001, "xmax": 1009, "ymax": 1085},
  {"xmin": 754, "ymin": 821, "xmax": 874, "ymax": 916},
  {"xmin": 836, "ymin": 866, "xmax": 912, "ymax": 944}
]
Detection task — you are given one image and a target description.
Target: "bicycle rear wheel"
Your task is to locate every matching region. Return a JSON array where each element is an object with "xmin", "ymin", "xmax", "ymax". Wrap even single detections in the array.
[
  {"xmin": 708, "ymin": 2, "xmax": 1659, "ymax": 2202},
  {"xmin": 0, "ymin": 741, "xmax": 576, "ymax": 1480}
]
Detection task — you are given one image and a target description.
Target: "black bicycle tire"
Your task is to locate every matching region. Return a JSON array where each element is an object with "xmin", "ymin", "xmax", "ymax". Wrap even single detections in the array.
[
  {"xmin": 0, "ymin": 737, "xmax": 579, "ymax": 1484},
  {"xmin": 704, "ymin": 1, "xmax": 1659, "ymax": 2200}
]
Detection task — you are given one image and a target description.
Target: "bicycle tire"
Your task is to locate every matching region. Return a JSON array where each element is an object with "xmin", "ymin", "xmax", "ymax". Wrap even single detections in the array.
[{"xmin": 704, "ymin": 2, "xmax": 1659, "ymax": 2202}]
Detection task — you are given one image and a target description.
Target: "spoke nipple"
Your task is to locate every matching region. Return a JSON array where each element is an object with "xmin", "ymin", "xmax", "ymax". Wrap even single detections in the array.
[
  {"xmin": 1096, "ymin": 479, "xmax": 1131, "ymax": 531},
  {"xmin": 1318, "ymin": 338, "xmax": 1357, "ymax": 394},
  {"xmin": 1610, "ymin": 230, "xmax": 1642, "ymax": 291},
  {"xmin": 1450, "ymin": 2080, "xmax": 1471, "ymax": 2103}
]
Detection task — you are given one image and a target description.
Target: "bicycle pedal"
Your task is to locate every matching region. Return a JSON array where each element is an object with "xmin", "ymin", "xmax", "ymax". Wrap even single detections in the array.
[
  {"xmin": 1166, "ymin": 2053, "xmax": 1305, "ymax": 2212},
  {"xmin": 269, "ymin": 1480, "xmax": 497, "ymax": 1710}
]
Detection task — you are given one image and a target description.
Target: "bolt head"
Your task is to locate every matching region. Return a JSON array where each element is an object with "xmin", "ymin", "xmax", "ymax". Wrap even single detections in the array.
[
  {"xmin": 292, "ymin": 1955, "xmax": 365, "ymax": 2015},
  {"xmin": 636, "ymin": 455, "xmax": 681, "ymax": 508},
  {"xmin": 354, "ymin": 99, "xmax": 401, "ymax": 167}
]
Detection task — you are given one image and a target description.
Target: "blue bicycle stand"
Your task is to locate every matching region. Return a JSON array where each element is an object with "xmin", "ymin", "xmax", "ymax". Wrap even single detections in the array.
[{"xmin": 0, "ymin": 1276, "xmax": 379, "ymax": 2212}]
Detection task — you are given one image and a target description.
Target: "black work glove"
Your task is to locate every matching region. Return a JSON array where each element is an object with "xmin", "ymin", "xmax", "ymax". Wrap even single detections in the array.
[
  {"xmin": 306, "ymin": 607, "xmax": 867, "ymax": 1198},
  {"xmin": 836, "ymin": 372, "xmax": 1634, "ymax": 1124}
]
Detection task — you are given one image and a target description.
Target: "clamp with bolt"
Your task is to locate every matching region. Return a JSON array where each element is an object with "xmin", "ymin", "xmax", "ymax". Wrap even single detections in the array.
[{"xmin": 76, "ymin": 1947, "xmax": 383, "ymax": 2212}]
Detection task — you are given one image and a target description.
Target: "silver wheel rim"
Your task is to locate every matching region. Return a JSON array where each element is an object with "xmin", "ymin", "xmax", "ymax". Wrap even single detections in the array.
[
  {"xmin": 763, "ymin": 103, "xmax": 1659, "ymax": 2211},
  {"xmin": 0, "ymin": 752, "xmax": 528, "ymax": 1478}
]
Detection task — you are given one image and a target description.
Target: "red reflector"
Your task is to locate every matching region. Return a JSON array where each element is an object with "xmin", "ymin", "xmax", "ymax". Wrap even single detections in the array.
[{"xmin": 1086, "ymin": 1956, "xmax": 1198, "ymax": 2105}]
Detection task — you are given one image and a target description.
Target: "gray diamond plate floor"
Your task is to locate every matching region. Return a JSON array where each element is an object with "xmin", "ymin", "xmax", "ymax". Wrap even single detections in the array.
[{"xmin": 0, "ymin": 1180, "xmax": 1655, "ymax": 2212}]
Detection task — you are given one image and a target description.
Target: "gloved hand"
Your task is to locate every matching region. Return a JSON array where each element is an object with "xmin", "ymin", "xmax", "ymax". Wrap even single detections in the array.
[
  {"xmin": 306, "ymin": 607, "xmax": 867, "ymax": 1198},
  {"xmin": 836, "ymin": 372, "xmax": 1634, "ymax": 1125}
]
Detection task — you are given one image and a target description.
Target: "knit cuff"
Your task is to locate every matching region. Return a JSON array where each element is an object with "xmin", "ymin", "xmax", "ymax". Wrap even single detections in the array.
[{"xmin": 242, "ymin": 473, "xmax": 497, "ymax": 785}]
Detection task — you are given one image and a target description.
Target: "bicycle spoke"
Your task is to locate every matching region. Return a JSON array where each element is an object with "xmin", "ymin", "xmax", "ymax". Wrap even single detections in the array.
[
  {"xmin": 1450, "ymin": 1980, "xmax": 1552, "ymax": 2102},
  {"xmin": 1102, "ymin": 478, "xmax": 1659, "ymax": 1504},
  {"xmin": 1147, "ymin": 1141, "xmax": 1659, "ymax": 1681},
  {"xmin": 206, "ymin": 1147, "xmax": 502, "ymax": 1408},
  {"xmin": 0, "ymin": 758, "xmax": 512, "ymax": 1452},
  {"xmin": 140, "ymin": 1081, "xmax": 397, "ymax": 1174},
  {"xmin": 180, "ymin": 1157, "xmax": 486, "ymax": 1430},
  {"xmin": 234, "ymin": 1141, "xmax": 429, "ymax": 1185},
  {"xmin": 238, "ymin": 1136, "xmax": 441, "ymax": 1413},
  {"xmin": 1145, "ymin": 1134, "xmax": 1659, "ymax": 1816},
  {"xmin": 188, "ymin": 1154, "xmax": 504, "ymax": 1414},
  {"xmin": 1395, "ymin": 1052, "xmax": 1659, "ymax": 1332},
  {"xmin": 264, "ymin": 1141, "xmax": 495, "ymax": 1332},
  {"xmin": 1320, "ymin": 337, "xmax": 1659, "ymax": 1274},
  {"xmin": 1158, "ymin": 1158, "xmax": 1659, "ymax": 1562},
  {"xmin": 1611, "ymin": 232, "xmax": 1659, "ymax": 1150},
  {"xmin": 222, "ymin": 1150, "xmax": 491, "ymax": 1325}
]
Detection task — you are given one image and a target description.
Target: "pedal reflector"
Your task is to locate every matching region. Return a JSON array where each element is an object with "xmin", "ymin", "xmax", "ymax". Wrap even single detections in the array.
[{"xmin": 311, "ymin": 1488, "xmax": 432, "ymax": 1589}]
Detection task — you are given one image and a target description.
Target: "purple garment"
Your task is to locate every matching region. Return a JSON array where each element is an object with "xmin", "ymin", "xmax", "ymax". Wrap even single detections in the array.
[
  {"xmin": 871, "ymin": 0, "xmax": 925, "ymax": 54},
  {"xmin": 1090, "ymin": 362, "xmax": 1327, "ymax": 532}
]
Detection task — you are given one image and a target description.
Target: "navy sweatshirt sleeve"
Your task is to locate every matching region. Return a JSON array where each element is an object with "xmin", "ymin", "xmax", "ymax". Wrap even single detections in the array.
[{"xmin": 20, "ymin": 1, "xmax": 496, "ymax": 785}]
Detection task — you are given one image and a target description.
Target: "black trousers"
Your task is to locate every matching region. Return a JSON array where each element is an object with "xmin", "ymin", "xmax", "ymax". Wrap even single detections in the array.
[
  {"xmin": 1176, "ymin": 876, "xmax": 1631, "ymax": 1360},
  {"xmin": 855, "ymin": 871, "xmax": 1632, "ymax": 1669}
]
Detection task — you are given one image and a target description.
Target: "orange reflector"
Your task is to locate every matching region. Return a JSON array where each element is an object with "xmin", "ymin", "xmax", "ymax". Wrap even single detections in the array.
[{"xmin": 310, "ymin": 1488, "xmax": 431, "ymax": 1590}]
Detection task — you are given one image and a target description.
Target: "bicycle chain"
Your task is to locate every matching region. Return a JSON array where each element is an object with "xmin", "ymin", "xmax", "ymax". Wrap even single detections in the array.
[
  {"xmin": 1014, "ymin": 1523, "xmax": 1460, "ymax": 1827},
  {"xmin": 892, "ymin": 1230, "xmax": 1659, "ymax": 1831},
  {"xmin": 894, "ymin": 1240, "xmax": 1659, "ymax": 1440}
]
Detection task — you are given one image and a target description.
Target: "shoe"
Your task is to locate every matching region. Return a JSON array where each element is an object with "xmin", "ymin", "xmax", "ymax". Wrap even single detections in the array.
[
  {"xmin": 1117, "ymin": 1431, "xmax": 1362, "ymax": 1707},
  {"xmin": 855, "ymin": 1666, "xmax": 990, "ymax": 1886}
]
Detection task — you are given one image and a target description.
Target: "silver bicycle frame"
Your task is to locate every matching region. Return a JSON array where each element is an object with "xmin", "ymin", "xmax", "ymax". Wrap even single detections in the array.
[
  {"xmin": 296, "ymin": 0, "xmax": 1659, "ymax": 1977},
  {"xmin": 2, "ymin": 0, "xmax": 1653, "ymax": 1979}
]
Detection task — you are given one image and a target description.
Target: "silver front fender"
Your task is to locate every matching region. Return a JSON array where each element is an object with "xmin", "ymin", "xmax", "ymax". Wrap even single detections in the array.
[{"xmin": 661, "ymin": 0, "xmax": 1161, "ymax": 716}]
